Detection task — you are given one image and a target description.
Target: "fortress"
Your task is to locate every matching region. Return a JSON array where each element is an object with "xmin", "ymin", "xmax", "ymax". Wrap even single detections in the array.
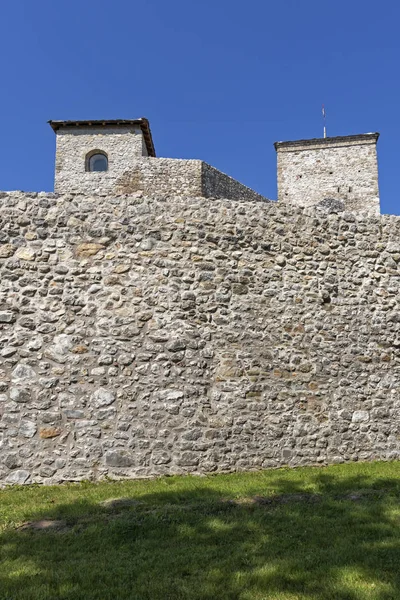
[{"xmin": 0, "ymin": 119, "xmax": 399, "ymax": 486}]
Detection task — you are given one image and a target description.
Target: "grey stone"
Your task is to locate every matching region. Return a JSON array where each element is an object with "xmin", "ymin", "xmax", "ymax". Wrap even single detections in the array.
[
  {"xmin": 19, "ymin": 421, "xmax": 37, "ymax": 438},
  {"xmin": 6, "ymin": 470, "xmax": 30, "ymax": 485},
  {"xmin": 11, "ymin": 364, "xmax": 37, "ymax": 384},
  {"xmin": 160, "ymin": 390, "xmax": 184, "ymax": 402},
  {"xmin": 177, "ymin": 452, "xmax": 199, "ymax": 466},
  {"xmin": 105, "ymin": 451, "xmax": 134, "ymax": 468},
  {"xmin": 3, "ymin": 453, "xmax": 22, "ymax": 469},
  {"xmin": 0, "ymin": 311, "xmax": 16, "ymax": 323},
  {"xmin": 166, "ymin": 339, "xmax": 186, "ymax": 352},
  {"xmin": 63, "ymin": 409, "xmax": 85, "ymax": 419},
  {"xmin": 9, "ymin": 388, "xmax": 31, "ymax": 403},
  {"xmin": 352, "ymin": 411, "xmax": 370, "ymax": 423},
  {"xmin": 275, "ymin": 255, "xmax": 286, "ymax": 267},
  {"xmin": 97, "ymin": 407, "xmax": 117, "ymax": 420},
  {"xmin": 317, "ymin": 198, "xmax": 345, "ymax": 214},
  {"xmin": 44, "ymin": 334, "xmax": 73, "ymax": 364},
  {"xmin": 1, "ymin": 347, "xmax": 17, "ymax": 358},
  {"xmin": 39, "ymin": 466, "xmax": 57, "ymax": 478},
  {"xmin": 41, "ymin": 412, "xmax": 61, "ymax": 423},
  {"xmin": 92, "ymin": 388, "xmax": 116, "ymax": 408},
  {"xmin": 153, "ymin": 452, "xmax": 171, "ymax": 465}
]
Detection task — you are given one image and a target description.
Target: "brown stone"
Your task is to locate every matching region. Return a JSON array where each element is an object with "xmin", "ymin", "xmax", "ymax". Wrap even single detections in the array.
[
  {"xmin": 114, "ymin": 264, "xmax": 131, "ymax": 274},
  {"xmin": 75, "ymin": 243, "xmax": 105, "ymax": 258},
  {"xmin": 40, "ymin": 427, "xmax": 62, "ymax": 439},
  {"xmin": 308, "ymin": 381, "xmax": 319, "ymax": 391},
  {"xmin": 104, "ymin": 276, "xmax": 121, "ymax": 285},
  {"xmin": 0, "ymin": 244, "xmax": 16, "ymax": 258},
  {"xmin": 71, "ymin": 345, "xmax": 89, "ymax": 354}
]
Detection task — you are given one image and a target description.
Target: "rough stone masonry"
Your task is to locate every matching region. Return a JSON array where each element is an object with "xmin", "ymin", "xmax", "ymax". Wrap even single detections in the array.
[
  {"xmin": 51, "ymin": 119, "xmax": 265, "ymax": 202},
  {"xmin": 0, "ymin": 191, "xmax": 399, "ymax": 485},
  {"xmin": 275, "ymin": 133, "xmax": 380, "ymax": 215}
]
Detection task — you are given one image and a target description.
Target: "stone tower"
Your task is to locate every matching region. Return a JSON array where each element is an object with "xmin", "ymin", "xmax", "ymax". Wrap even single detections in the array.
[
  {"xmin": 274, "ymin": 133, "xmax": 380, "ymax": 215},
  {"xmin": 49, "ymin": 119, "xmax": 156, "ymax": 195}
]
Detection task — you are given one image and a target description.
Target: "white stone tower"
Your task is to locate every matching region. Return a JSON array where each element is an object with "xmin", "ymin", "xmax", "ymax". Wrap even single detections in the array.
[
  {"xmin": 49, "ymin": 119, "xmax": 156, "ymax": 195},
  {"xmin": 274, "ymin": 133, "xmax": 380, "ymax": 215}
]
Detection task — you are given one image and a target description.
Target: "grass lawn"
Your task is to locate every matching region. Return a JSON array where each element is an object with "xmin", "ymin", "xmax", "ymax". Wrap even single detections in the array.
[{"xmin": 2, "ymin": 462, "xmax": 400, "ymax": 599}]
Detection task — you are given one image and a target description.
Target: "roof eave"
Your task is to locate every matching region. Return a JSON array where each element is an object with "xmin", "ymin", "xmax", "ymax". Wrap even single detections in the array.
[{"xmin": 48, "ymin": 118, "xmax": 156, "ymax": 157}]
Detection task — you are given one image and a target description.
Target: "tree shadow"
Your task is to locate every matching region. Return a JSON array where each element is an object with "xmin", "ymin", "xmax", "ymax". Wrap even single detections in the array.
[{"xmin": 2, "ymin": 472, "xmax": 400, "ymax": 599}]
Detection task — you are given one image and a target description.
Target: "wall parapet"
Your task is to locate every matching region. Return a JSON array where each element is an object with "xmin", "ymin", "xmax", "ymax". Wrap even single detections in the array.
[
  {"xmin": 201, "ymin": 162, "xmax": 266, "ymax": 203},
  {"xmin": 54, "ymin": 156, "xmax": 267, "ymax": 202}
]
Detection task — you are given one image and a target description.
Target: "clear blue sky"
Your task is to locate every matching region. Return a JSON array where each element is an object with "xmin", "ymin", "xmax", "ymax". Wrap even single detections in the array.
[{"xmin": 0, "ymin": 0, "xmax": 399, "ymax": 214}]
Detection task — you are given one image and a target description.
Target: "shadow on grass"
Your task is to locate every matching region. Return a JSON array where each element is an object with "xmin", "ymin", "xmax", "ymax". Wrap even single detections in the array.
[{"xmin": 2, "ymin": 472, "xmax": 400, "ymax": 600}]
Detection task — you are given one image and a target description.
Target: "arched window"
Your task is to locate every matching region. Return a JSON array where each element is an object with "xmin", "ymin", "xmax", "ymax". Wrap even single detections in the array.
[{"xmin": 86, "ymin": 151, "xmax": 108, "ymax": 172}]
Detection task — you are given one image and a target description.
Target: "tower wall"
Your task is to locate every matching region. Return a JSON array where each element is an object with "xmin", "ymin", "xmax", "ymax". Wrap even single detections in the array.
[
  {"xmin": 54, "ymin": 125, "xmax": 148, "ymax": 195},
  {"xmin": 275, "ymin": 134, "xmax": 380, "ymax": 215}
]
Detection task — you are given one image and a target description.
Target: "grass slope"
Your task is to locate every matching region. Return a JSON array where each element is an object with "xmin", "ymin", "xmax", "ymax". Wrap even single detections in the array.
[{"xmin": 2, "ymin": 461, "xmax": 400, "ymax": 599}]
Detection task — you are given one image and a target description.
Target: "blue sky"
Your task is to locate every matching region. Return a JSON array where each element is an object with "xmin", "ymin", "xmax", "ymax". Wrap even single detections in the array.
[{"xmin": 0, "ymin": 0, "xmax": 399, "ymax": 214}]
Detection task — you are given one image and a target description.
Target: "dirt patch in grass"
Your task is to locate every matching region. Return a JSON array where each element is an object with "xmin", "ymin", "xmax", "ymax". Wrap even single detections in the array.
[
  {"xmin": 99, "ymin": 497, "xmax": 142, "ymax": 510},
  {"xmin": 17, "ymin": 520, "xmax": 68, "ymax": 533}
]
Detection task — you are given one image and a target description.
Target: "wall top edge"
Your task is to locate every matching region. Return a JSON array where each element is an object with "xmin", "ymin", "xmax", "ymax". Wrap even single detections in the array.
[{"xmin": 274, "ymin": 133, "xmax": 380, "ymax": 152}]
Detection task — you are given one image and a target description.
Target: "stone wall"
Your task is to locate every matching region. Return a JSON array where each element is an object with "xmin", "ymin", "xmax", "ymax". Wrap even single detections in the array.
[
  {"xmin": 112, "ymin": 158, "xmax": 203, "ymax": 197},
  {"xmin": 1, "ymin": 191, "xmax": 400, "ymax": 485},
  {"xmin": 55, "ymin": 147, "xmax": 266, "ymax": 202},
  {"xmin": 201, "ymin": 162, "xmax": 266, "ymax": 203},
  {"xmin": 275, "ymin": 134, "xmax": 380, "ymax": 215}
]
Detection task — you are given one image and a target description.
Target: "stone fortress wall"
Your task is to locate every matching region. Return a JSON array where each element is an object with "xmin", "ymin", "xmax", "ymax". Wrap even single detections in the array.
[{"xmin": 1, "ymin": 191, "xmax": 400, "ymax": 485}]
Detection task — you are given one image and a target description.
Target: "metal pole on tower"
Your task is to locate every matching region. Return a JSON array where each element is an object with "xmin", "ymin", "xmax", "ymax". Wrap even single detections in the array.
[{"xmin": 322, "ymin": 105, "xmax": 327, "ymax": 138}]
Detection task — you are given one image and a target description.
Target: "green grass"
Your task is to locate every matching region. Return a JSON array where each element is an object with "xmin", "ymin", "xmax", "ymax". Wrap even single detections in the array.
[{"xmin": 2, "ymin": 462, "xmax": 400, "ymax": 599}]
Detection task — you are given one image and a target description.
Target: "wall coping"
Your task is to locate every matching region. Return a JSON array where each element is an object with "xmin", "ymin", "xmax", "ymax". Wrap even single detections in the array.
[{"xmin": 274, "ymin": 133, "xmax": 380, "ymax": 152}]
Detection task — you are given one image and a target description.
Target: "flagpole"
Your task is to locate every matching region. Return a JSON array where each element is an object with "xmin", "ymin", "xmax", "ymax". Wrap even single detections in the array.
[{"xmin": 322, "ymin": 105, "xmax": 327, "ymax": 138}]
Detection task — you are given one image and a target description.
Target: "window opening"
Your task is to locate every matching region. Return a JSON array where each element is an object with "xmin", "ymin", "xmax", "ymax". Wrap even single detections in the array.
[{"xmin": 86, "ymin": 152, "xmax": 108, "ymax": 172}]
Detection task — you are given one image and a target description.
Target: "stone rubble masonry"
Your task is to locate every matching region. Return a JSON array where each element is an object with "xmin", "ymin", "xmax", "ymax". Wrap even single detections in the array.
[
  {"xmin": 54, "ymin": 125, "xmax": 265, "ymax": 202},
  {"xmin": 54, "ymin": 125, "xmax": 148, "ymax": 195},
  {"xmin": 201, "ymin": 162, "xmax": 265, "ymax": 202},
  {"xmin": 275, "ymin": 134, "xmax": 380, "ymax": 215},
  {"xmin": 0, "ymin": 190, "xmax": 400, "ymax": 486}
]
